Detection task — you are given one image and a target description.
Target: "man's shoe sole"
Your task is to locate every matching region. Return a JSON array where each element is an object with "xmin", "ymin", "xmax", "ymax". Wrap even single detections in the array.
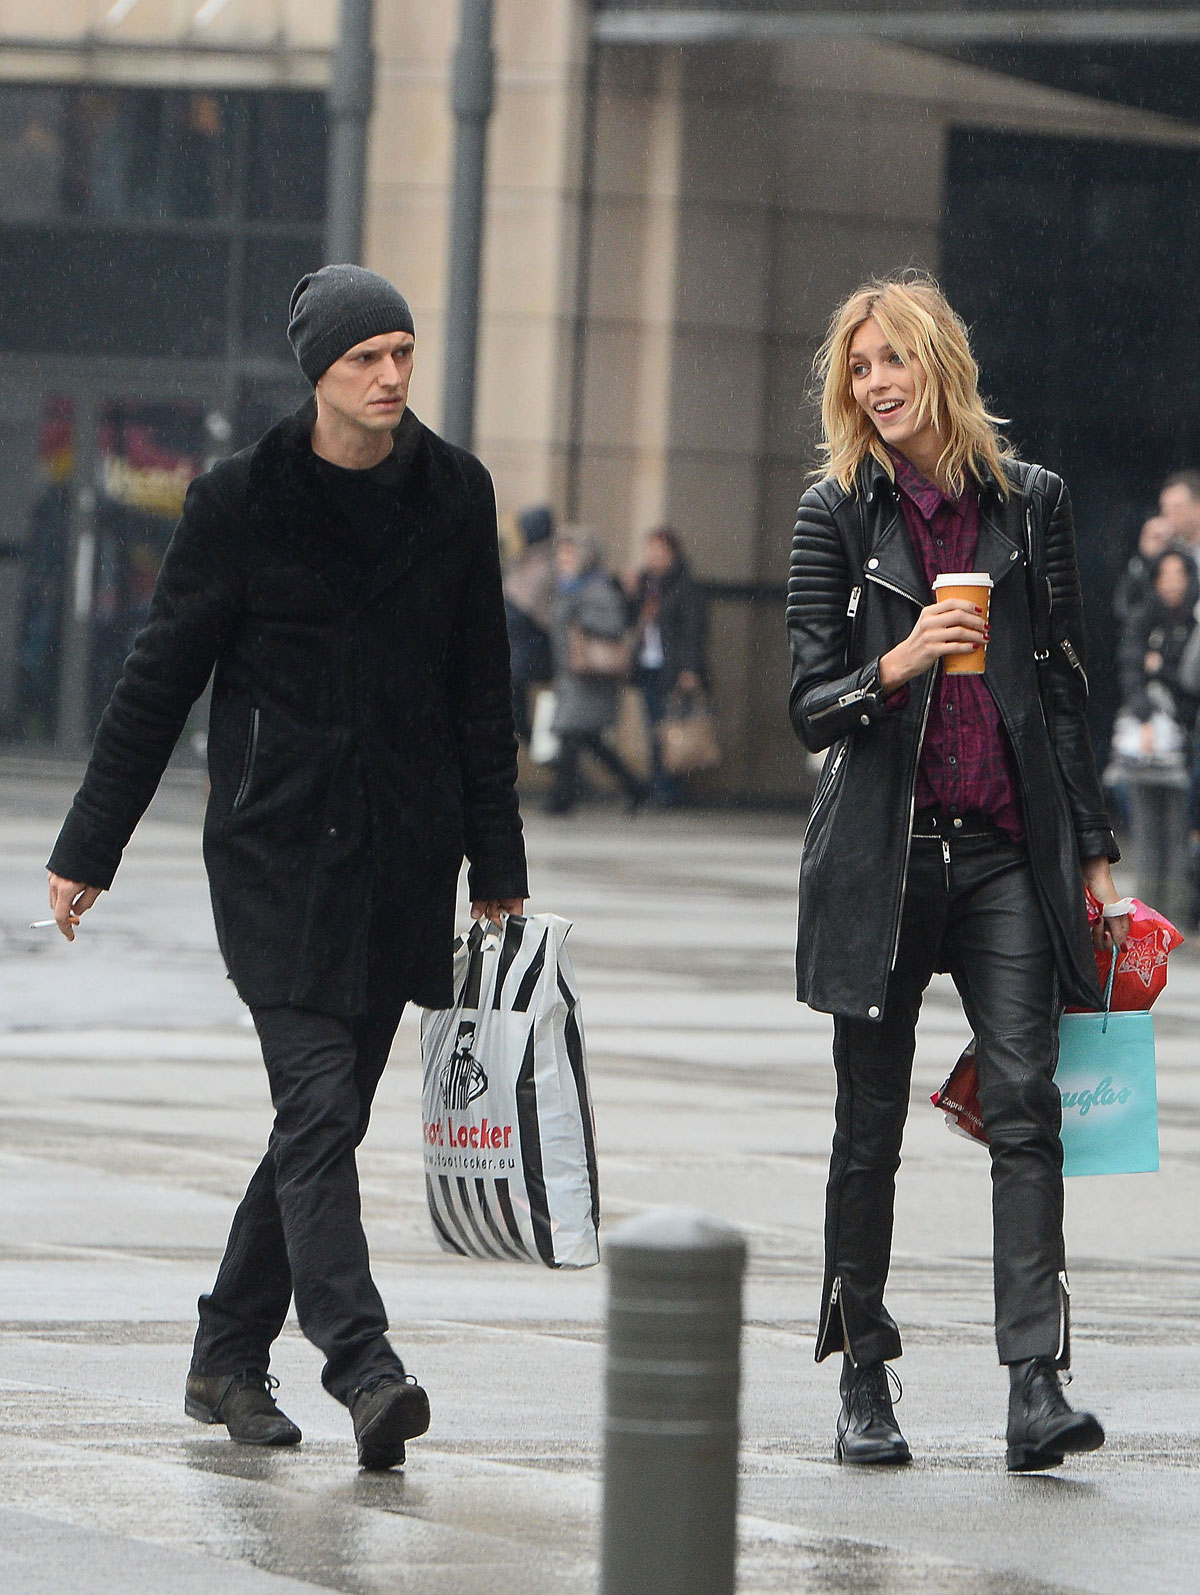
[
  {"xmin": 835, "ymin": 1439, "xmax": 912, "ymax": 1466},
  {"xmin": 356, "ymin": 1384, "xmax": 431, "ymax": 1471},
  {"xmin": 184, "ymin": 1394, "xmax": 302, "ymax": 1447},
  {"xmin": 1007, "ymin": 1413, "xmax": 1104, "ymax": 1473}
]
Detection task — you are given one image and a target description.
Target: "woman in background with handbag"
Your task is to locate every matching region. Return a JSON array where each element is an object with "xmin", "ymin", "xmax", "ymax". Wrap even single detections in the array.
[
  {"xmin": 1113, "ymin": 548, "xmax": 1199, "ymax": 927},
  {"xmin": 625, "ymin": 526, "xmax": 711, "ymax": 806},
  {"xmin": 789, "ymin": 274, "xmax": 1129, "ymax": 1474},
  {"xmin": 546, "ymin": 533, "xmax": 647, "ymax": 816}
]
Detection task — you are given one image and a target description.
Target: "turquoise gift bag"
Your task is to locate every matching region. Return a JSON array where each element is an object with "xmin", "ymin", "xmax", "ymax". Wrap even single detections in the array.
[{"xmin": 1056, "ymin": 954, "xmax": 1159, "ymax": 1178}]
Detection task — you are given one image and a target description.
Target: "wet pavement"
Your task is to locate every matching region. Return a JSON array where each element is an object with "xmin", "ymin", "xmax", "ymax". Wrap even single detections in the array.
[{"xmin": 1, "ymin": 759, "xmax": 1199, "ymax": 1592}]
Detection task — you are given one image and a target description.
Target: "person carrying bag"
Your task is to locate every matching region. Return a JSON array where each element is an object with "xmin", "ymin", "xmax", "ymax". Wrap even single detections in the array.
[
  {"xmin": 546, "ymin": 533, "xmax": 646, "ymax": 815},
  {"xmin": 789, "ymin": 274, "xmax": 1128, "ymax": 1474}
]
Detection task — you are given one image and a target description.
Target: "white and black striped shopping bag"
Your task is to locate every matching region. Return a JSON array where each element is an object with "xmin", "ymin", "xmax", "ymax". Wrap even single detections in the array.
[{"xmin": 419, "ymin": 914, "xmax": 599, "ymax": 1268}]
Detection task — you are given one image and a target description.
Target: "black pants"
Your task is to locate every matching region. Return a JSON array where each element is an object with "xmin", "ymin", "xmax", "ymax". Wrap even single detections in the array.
[
  {"xmin": 191, "ymin": 991, "xmax": 407, "ymax": 1406},
  {"xmin": 636, "ymin": 667, "xmax": 681, "ymax": 806},
  {"xmin": 816, "ymin": 825, "xmax": 1069, "ymax": 1370},
  {"xmin": 550, "ymin": 731, "xmax": 643, "ymax": 811}
]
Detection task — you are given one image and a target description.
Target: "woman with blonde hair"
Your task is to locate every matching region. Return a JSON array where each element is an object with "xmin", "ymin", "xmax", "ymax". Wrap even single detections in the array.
[{"xmin": 788, "ymin": 274, "xmax": 1128, "ymax": 1471}]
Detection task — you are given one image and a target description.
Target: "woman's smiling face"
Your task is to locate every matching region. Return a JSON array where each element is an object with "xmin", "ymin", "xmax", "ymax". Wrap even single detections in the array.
[{"xmin": 849, "ymin": 317, "xmax": 940, "ymax": 464}]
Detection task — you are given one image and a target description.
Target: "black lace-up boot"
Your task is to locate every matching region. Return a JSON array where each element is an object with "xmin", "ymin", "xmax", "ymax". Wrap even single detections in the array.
[
  {"xmin": 350, "ymin": 1373, "xmax": 431, "ymax": 1470},
  {"xmin": 1006, "ymin": 1357, "xmax": 1104, "ymax": 1472},
  {"xmin": 185, "ymin": 1369, "xmax": 301, "ymax": 1446},
  {"xmin": 835, "ymin": 1356, "xmax": 912, "ymax": 1465}
]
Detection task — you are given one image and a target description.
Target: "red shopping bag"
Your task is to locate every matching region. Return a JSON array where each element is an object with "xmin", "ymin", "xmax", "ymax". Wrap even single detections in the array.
[
  {"xmin": 1064, "ymin": 892, "xmax": 1184, "ymax": 1012},
  {"xmin": 931, "ymin": 895, "xmax": 1182, "ymax": 1146}
]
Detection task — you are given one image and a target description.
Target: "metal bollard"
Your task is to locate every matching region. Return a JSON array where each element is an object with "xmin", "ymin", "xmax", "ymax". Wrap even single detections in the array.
[{"xmin": 601, "ymin": 1208, "xmax": 747, "ymax": 1595}]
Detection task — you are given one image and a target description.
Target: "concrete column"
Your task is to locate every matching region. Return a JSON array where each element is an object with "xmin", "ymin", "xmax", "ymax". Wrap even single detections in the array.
[{"xmin": 326, "ymin": 0, "xmax": 375, "ymax": 264}]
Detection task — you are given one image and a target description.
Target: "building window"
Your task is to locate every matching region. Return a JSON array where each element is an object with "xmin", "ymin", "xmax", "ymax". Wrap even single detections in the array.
[{"xmin": 0, "ymin": 85, "xmax": 326, "ymax": 363}]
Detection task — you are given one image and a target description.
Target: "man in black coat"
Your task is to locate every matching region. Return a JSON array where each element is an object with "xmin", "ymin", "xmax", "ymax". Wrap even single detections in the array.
[{"xmin": 46, "ymin": 265, "xmax": 528, "ymax": 1470}]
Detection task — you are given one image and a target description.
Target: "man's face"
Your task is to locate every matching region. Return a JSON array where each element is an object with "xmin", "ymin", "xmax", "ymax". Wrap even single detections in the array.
[
  {"xmin": 316, "ymin": 331, "xmax": 415, "ymax": 435},
  {"xmin": 1159, "ymin": 482, "xmax": 1200, "ymax": 544}
]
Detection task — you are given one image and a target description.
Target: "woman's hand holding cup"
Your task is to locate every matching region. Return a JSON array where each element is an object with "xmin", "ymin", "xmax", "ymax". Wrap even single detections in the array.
[{"xmin": 879, "ymin": 587, "xmax": 990, "ymax": 694}]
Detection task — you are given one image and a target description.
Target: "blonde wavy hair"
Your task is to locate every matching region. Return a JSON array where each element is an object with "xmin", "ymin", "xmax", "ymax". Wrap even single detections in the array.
[{"xmin": 813, "ymin": 273, "xmax": 1013, "ymax": 498}]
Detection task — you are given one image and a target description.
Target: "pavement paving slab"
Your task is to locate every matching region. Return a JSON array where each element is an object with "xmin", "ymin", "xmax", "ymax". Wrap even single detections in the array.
[{"xmin": 1, "ymin": 764, "xmax": 1198, "ymax": 1592}]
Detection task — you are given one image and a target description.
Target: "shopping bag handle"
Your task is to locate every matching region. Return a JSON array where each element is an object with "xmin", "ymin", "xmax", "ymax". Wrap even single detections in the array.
[
  {"xmin": 1101, "ymin": 946, "xmax": 1117, "ymax": 1034},
  {"xmin": 466, "ymin": 918, "xmax": 505, "ymax": 953}
]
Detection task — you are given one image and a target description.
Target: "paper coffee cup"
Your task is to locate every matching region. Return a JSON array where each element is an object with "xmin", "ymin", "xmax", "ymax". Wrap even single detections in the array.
[{"xmin": 933, "ymin": 572, "xmax": 992, "ymax": 674}]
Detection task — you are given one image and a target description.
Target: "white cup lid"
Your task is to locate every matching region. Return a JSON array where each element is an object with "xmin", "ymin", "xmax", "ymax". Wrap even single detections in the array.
[{"xmin": 933, "ymin": 572, "xmax": 993, "ymax": 589}]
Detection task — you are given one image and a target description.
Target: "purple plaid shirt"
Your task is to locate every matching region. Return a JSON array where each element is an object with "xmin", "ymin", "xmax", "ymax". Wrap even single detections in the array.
[{"xmin": 887, "ymin": 448, "xmax": 1024, "ymax": 840}]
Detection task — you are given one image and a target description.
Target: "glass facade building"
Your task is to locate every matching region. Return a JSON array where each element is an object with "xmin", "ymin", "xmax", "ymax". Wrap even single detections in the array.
[{"xmin": 0, "ymin": 84, "xmax": 326, "ymax": 748}]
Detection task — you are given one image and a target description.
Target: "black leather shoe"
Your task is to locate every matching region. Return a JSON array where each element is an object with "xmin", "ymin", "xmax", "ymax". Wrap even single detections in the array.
[
  {"xmin": 1006, "ymin": 1358, "xmax": 1105, "ymax": 1472},
  {"xmin": 835, "ymin": 1357, "xmax": 912, "ymax": 1465},
  {"xmin": 351, "ymin": 1374, "xmax": 431, "ymax": 1470},
  {"xmin": 185, "ymin": 1369, "xmax": 301, "ymax": 1446}
]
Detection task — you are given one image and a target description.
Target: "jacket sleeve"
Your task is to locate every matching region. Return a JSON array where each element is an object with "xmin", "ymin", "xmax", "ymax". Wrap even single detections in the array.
[
  {"xmin": 1041, "ymin": 477, "xmax": 1120, "ymax": 863},
  {"xmin": 787, "ymin": 485, "xmax": 887, "ymax": 753},
  {"xmin": 47, "ymin": 470, "xmax": 245, "ymax": 889},
  {"xmin": 446, "ymin": 463, "xmax": 529, "ymax": 902}
]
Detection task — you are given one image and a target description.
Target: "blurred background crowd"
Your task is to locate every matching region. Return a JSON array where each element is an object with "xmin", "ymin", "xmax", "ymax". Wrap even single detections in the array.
[{"xmin": 1109, "ymin": 471, "xmax": 1200, "ymax": 930}]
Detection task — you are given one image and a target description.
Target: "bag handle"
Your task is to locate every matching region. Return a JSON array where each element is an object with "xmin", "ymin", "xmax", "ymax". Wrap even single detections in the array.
[{"xmin": 1101, "ymin": 946, "xmax": 1117, "ymax": 1034}]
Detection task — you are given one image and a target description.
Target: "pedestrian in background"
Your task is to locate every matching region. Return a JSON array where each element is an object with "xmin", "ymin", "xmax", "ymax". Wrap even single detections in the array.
[
  {"xmin": 1112, "ymin": 513, "xmax": 1172, "ymax": 630},
  {"xmin": 547, "ymin": 532, "xmax": 646, "ymax": 816},
  {"xmin": 624, "ymin": 526, "xmax": 707, "ymax": 807},
  {"xmin": 789, "ymin": 274, "xmax": 1125, "ymax": 1474},
  {"xmin": 1178, "ymin": 615, "xmax": 1200, "ymax": 930},
  {"xmin": 1159, "ymin": 470, "xmax": 1200, "ymax": 572},
  {"xmin": 1116, "ymin": 548, "xmax": 1199, "ymax": 926},
  {"xmin": 503, "ymin": 504, "xmax": 556, "ymax": 744},
  {"xmin": 44, "ymin": 265, "xmax": 527, "ymax": 1471}
]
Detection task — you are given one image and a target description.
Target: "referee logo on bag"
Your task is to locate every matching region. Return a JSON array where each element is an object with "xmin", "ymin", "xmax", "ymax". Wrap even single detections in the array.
[{"xmin": 441, "ymin": 1022, "xmax": 489, "ymax": 1109}]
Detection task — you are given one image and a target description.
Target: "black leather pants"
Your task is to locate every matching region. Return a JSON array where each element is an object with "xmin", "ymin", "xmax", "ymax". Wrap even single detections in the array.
[{"xmin": 815, "ymin": 827, "xmax": 1070, "ymax": 1369}]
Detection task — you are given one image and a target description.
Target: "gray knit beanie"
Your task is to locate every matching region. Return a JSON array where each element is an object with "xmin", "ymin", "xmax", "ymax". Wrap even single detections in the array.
[{"xmin": 287, "ymin": 264, "xmax": 415, "ymax": 385}]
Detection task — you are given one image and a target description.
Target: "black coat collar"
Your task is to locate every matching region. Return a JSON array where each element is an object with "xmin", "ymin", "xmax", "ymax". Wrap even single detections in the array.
[{"xmin": 245, "ymin": 401, "xmax": 461, "ymax": 606}]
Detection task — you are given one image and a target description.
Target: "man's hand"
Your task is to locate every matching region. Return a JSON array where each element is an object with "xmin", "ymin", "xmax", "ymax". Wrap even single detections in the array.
[
  {"xmin": 879, "ymin": 599, "xmax": 988, "ymax": 694},
  {"xmin": 471, "ymin": 897, "xmax": 526, "ymax": 925},
  {"xmin": 47, "ymin": 874, "xmax": 103, "ymax": 942},
  {"xmin": 1080, "ymin": 857, "xmax": 1130, "ymax": 952}
]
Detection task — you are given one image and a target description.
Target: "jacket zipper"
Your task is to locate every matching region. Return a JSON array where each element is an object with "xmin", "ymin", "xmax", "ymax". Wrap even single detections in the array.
[
  {"xmin": 888, "ymin": 668, "xmax": 935, "ymax": 971},
  {"xmin": 233, "ymin": 707, "xmax": 260, "ymax": 811},
  {"xmin": 862, "ymin": 569, "xmax": 935, "ymax": 974},
  {"xmin": 865, "ymin": 569, "xmax": 925, "ymax": 608},
  {"xmin": 803, "ymin": 741, "xmax": 847, "ymax": 845},
  {"xmin": 1026, "ymin": 505, "xmax": 1052, "ymax": 665},
  {"xmin": 1060, "ymin": 635, "xmax": 1088, "ymax": 690},
  {"xmin": 808, "ymin": 687, "xmax": 871, "ymax": 723}
]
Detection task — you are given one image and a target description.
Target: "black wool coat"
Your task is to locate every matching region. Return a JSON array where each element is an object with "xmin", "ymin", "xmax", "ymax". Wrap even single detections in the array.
[
  {"xmin": 49, "ymin": 403, "xmax": 528, "ymax": 1017},
  {"xmin": 788, "ymin": 455, "xmax": 1118, "ymax": 1022}
]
